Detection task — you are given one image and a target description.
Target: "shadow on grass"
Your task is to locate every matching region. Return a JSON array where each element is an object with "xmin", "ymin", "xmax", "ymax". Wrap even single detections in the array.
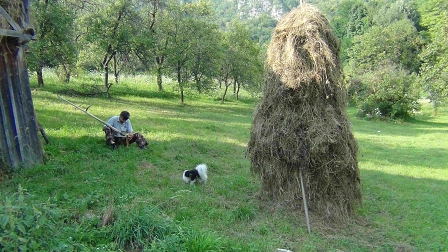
[
  {"xmin": 408, "ymin": 118, "xmax": 448, "ymax": 128},
  {"xmin": 351, "ymin": 116, "xmax": 448, "ymax": 137},
  {"xmin": 110, "ymin": 95, "xmax": 256, "ymax": 118},
  {"xmin": 357, "ymin": 137, "xmax": 447, "ymax": 169},
  {"xmin": 355, "ymin": 169, "xmax": 448, "ymax": 251}
]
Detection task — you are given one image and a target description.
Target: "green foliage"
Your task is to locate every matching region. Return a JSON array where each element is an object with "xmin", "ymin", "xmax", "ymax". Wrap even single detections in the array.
[
  {"xmin": 209, "ymin": 0, "xmax": 238, "ymax": 30},
  {"xmin": 418, "ymin": 13, "xmax": 448, "ymax": 113},
  {"xmin": 181, "ymin": 229, "xmax": 223, "ymax": 252},
  {"xmin": 163, "ymin": 1, "xmax": 224, "ymax": 102},
  {"xmin": 28, "ymin": 0, "xmax": 77, "ymax": 80},
  {"xmin": 110, "ymin": 207, "xmax": 179, "ymax": 250},
  {"xmin": 219, "ymin": 20, "xmax": 264, "ymax": 102},
  {"xmin": 347, "ymin": 18, "xmax": 423, "ymax": 74},
  {"xmin": 352, "ymin": 65, "xmax": 420, "ymax": 120},
  {"xmin": 416, "ymin": 0, "xmax": 448, "ymax": 34},
  {"xmin": 83, "ymin": 0, "xmax": 136, "ymax": 53},
  {"xmin": 79, "ymin": 0, "xmax": 140, "ymax": 87},
  {"xmin": 327, "ymin": 0, "xmax": 366, "ymax": 62},
  {"xmin": 330, "ymin": 0, "xmax": 369, "ymax": 63},
  {"xmin": 0, "ymin": 185, "xmax": 58, "ymax": 251},
  {"xmin": 245, "ymin": 13, "xmax": 277, "ymax": 45},
  {"xmin": 372, "ymin": 1, "xmax": 413, "ymax": 27},
  {"xmin": 345, "ymin": 8, "xmax": 424, "ymax": 119}
]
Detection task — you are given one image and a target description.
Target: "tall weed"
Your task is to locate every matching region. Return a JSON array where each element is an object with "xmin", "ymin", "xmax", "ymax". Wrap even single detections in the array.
[{"xmin": 0, "ymin": 185, "xmax": 59, "ymax": 251}]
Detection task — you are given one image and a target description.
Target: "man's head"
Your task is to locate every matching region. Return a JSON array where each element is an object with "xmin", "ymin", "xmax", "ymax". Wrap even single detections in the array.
[{"xmin": 119, "ymin": 111, "xmax": 130, "ymax": 122}]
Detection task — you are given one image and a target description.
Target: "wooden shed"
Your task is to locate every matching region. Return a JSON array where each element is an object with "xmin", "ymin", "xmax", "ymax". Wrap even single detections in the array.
[{"xmin": 1, "ymin": 0, "xmax": 44, "ymax": 170}]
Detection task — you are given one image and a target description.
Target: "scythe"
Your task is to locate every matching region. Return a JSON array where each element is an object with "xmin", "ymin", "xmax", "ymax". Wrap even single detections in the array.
[{"xmin": 57, "ymin": 95, "xmax": 125, "ymax": 136}]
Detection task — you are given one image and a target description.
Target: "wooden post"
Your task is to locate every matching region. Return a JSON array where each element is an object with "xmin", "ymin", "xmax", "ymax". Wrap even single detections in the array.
[{"xmin": 0, "ymin": 1, "xmax": 44, "ymax": 170}]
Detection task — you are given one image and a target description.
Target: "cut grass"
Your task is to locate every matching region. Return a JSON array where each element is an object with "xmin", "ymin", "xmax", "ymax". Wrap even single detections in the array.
[{"xmin": 1, "ymin": 71, "xmax": 447, "ymax": 251}]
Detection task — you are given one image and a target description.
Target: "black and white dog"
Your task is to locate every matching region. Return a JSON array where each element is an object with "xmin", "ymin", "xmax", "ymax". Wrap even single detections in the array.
[{"xmin": 182, "ymin": 164, "xmax": 208, "ymax": 185}]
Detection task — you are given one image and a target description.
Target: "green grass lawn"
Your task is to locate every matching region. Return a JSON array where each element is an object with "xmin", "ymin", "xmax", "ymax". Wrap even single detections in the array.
[{"xmin": 1, "ymin": 72, "xmax": 447, "ymax": 251}]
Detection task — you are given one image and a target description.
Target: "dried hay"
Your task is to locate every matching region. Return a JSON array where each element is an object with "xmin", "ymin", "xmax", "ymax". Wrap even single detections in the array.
[
  {"xmin": 248, "ymin": 4, "xmax": 362, "ymax": 221},
  {"xmin": 0, "ymin": 0, "xmax": 25, "ymax": 30}
]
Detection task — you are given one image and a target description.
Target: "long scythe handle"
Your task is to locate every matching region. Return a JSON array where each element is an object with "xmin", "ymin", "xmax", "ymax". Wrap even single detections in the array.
[{"xmin": 57, "ymin": 95, "xmax": 125, "ymax": 136}]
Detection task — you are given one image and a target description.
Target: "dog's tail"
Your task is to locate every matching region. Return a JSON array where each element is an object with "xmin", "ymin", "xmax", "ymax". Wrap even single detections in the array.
[{"xmin": 196, "ymin": 164, "xmax": 208, "ymax": 181}]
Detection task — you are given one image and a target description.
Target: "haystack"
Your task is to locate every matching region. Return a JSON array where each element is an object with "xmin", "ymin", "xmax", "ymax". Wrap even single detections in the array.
[{"xmin": 248, "ymin": 4, "xmax": 362, "ymax": 221}]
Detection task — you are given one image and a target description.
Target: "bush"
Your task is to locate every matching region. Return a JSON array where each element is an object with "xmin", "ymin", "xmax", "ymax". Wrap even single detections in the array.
[
  {"xmin": 352, "ymin": 65, "xmax": 420, "ymax": 119},
  {"xmin": 346, "ymin": 76, "xmax": 368, "ymax": 106},
  {"xmin": 0, "ymin": 185, "xmax": 59, "ymax": 251}
]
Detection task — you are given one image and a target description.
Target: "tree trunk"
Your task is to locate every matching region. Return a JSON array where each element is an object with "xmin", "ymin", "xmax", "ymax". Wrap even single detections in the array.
[
  {"xmin": 37, "ymin": 65, "xmax": 44, "ymax": 87},
  {"xmin": 156, "ymin": 66, "xmax": 163, "ymax": 91},
  {"xmin": 221, "ymin": 80, "xmax": 229, "ymax": 104},
  {"xmin": 177, "ymin": 61, "xmax": 184, "ymax": 104},
  {"xmin": 113, "ymin": 54, "xmax": 119, "ymax": 84},
  {"xmin": 433, "ymin": 101, "xmax": 438, "ymax": 116},
  {"xmin": 103, "ymin": 65, "xmax": 109, "ymax": 89},
  {"xmin": 195, "ymin": 74, "xmax": 201, "ymax": 93},
  {"xmin": 233, "ymin": 79, "xmax": 237, "ymax": 93},
  {"xmin": 62, "ymin": 64, "xmax": 70, "ymax": 83},
  {"xmin": 102, "ymin": 46, "xmax": 115, "ymax": 89},
  {"xmin": 236, "ymin": 81, "xmax": 240, "ymax": 100},
  {"xmin": 156, "ymin": 56, "xmax": 164, "ymax": 91},
  {"xmin": 180, "ymin": 85, "xmax": 184, "ymax": 104}
]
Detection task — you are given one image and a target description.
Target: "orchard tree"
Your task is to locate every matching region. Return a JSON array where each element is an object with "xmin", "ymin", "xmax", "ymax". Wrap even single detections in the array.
[
  {"xmin": 219, "ymin": 21, "xmax": 262, "ymax": 102},
  {"xmin": 352, "ymin": 63, "xmax": 420, "ymax": 119},
  {"xmin": 228, "ymin": 24, "xmax": 263, "ymax": 101},
  {"xmin": 419, "ymin": 18, "xmax": 448, "ymax": 115},
  {"xmin": 188, "ymin": 12, "xmax": 222, "ymax": 93},
  {"xmin": 165, "ymin": 1, "xmax": 217, "ymax": 104},
  {"xmin": 83, "ymin": 0, "xmax": 137, "ymax": 88},
  {"xmin": 131, "ymin": 0, "xmax": 166, "ymax": 90},
  {"xmin": 28, "ymin": 0, "xmax": 76, "ymax": 85}
]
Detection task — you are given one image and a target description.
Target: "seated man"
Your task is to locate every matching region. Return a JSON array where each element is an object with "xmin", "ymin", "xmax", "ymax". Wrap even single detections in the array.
[{"xmin": 102, "ymin": 111, "xmax": 148, "ymax": 150}]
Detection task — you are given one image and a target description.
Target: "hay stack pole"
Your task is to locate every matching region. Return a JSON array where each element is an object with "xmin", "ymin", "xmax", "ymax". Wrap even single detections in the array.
[
  {"xmin": 248, "ymin": 3, "xmax": 362, "ymax": 224},
  {"xmin": 299, "ymin": 171, "xmax": 311, "ymax": 233}
]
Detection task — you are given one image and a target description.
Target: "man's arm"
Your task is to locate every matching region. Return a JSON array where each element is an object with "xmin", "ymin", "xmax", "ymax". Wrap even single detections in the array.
[{"xmin": 126, "ymin": 120, "xmax": 133, "ymax": 133}]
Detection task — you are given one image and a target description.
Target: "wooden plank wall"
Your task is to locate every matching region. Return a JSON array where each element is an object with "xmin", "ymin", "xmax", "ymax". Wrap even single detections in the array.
[
  {"xmin": 0, "ymin": 0, "xmax": 44, "ymax": 170},
  {"xmin": 0, "ymin": 40, "xmax": 44, "ymax": 170}
]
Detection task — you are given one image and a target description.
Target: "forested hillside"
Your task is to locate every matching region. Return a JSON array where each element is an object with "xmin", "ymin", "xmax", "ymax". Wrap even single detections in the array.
[
  {"xmin": 23, "ymin": 0, "xmax": 448, "ymax": 118},
  {"xmin": 211, "ymin": 0, "xmax": 447, "ymax": 118}
]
